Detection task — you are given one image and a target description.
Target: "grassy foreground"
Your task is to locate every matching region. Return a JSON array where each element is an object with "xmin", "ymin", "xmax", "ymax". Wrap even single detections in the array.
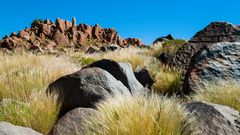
[
  {"xmin": 0, "ymin": 46, "xmax": 239, "ymax": 134},
  {"xmin": 0, "ymin": 54, "xmax": 79, "ymax": 134}
]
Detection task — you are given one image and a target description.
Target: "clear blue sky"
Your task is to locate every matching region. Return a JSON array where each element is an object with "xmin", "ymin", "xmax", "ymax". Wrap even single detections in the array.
[{"xmin": 0, "ymin": 0, "xmax": 239, "ymax": 44}]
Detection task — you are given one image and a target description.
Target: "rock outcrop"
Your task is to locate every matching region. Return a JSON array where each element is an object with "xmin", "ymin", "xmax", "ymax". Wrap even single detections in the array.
[
  {"xmin": 0, "ymin": 18, "xmax": 144, "ymax": 53},
  {"xmin": 0, "ymin": 122, "xmax": 42, "ymax": 135},
  {"xmin": 47, "ymin": 67, "xmax": 131, "ymax": 117},
  {"xmin": 182, "ymin": 42, "xmax": 240, "ymax": 94},
  {"xmin": 191, "ymin": 22, "xmax": 240, "ymax": 43},
  {"xmin": 185, "ymin": 101, "xmax": 240, "ymax": 135},
  {"xmin": 171, "ymin": 22, "xmax": 240, "ymax": 72}
]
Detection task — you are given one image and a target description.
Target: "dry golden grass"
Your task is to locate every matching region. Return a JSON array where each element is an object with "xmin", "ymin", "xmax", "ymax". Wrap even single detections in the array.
[
  {"xmin": 0, "ymin": 54, "xmax": 79, "ymax": 134},
  {"xmin": 84, "ymin": 95, "xmax": 191, "ymax": 135},
  {"xmin": 191, "ymin": 81, "xmax": 240, "ymax": 112},
  {"xmin": 71, "ymin": 47, "xmax": 155, "ymax": 70},
  {"xmin": 151, "ymin": 67, "xmax": 182, "ymax": 94},
  {"xmin": 0, "ymin": 93, "xmax": 59, "ymax": 134}
]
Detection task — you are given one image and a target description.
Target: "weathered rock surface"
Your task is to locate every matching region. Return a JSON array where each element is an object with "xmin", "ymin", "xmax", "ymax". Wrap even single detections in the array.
[
  {"xmin": 185, "ymin": 101, "xmax": 240, "ymax": 135},
  {"xmin": 158, "ymin": 52, "xmax": 170, "ymax": 64},
  {"xmin": 0, "ymin": 18, "xmax": 144, "ymax": 53},
  {"xmin": 47, "ymin": 67, "xmax": 131, "ymax": 117},
  {"xmin": 171, "ymin": 22, "xmax": 240, "ymax": 72},
  {"xmin": 182, "ymin": 42, "xmax": 240, "ymax": 94},
  {"xmin": 87, "ymin": 59, "xmax": 144, "ymax": 95},
  {"xmin": 0, "ymin": 122, "xmax": 42, "ymax": 135},
  {"xmin": 191, "ymin": 22, "xmax": 240, "ymax": 43},
  {"xmin": 100, "ymin": 44, "xmax": 120, "ymax": 52},
  {"xmin": 134, "ymin": 68, "xmax": 154, "ymax": 88},
  {"xmin": 86, "ymin": 47, "xmax": 100, "ymax": 54},
  {"xmin": 53, "ymin": 108, "xmax": 97, "ymax": 135}
]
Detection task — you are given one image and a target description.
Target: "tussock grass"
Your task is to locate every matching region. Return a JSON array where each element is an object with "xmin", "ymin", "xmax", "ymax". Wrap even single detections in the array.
[
  {"xmin": 151, "ymin": 66, "xmax": 182, "ymax": 94},
  {"xmin": 0, "ymin": 93, "xmax": 59, "ymax": 134},
  {"xmin": 85, "ymin": 95, "xmax": 190, "ymax": 135},
  {"xmin": 191, "ymin": 81, "xmax": 240, "ymax": 112},
  {"xmin": 0, "ymin": 54, "xmax": 78, "ymax": 134}
]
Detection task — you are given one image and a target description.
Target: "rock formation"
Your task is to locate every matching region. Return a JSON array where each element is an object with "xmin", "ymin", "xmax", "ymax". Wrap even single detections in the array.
[
  {"xmin": 0, "ymin": 18, "xmax": 144, "ymax": 54},
  {"xmin": 171, "ymin": 22, "xmax": 240, "ymax": 72},
  {"xmin": 182, "ymin": 42, "xmax": 240, "ymax": 94}
]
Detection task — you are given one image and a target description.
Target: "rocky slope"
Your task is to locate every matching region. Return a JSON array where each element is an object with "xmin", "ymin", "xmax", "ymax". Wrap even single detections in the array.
[{"xmin": 0, "ymin": 18, "xmax": 144, "ymax": 54}]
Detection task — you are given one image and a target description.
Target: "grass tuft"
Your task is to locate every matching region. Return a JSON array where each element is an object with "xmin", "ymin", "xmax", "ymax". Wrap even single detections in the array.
[
  {"xmin": 151, "ymin": 66, "xmax": 182, "ymax": 95},
  {"xmin": 190, "ymin": 81, "xmax": 240, "ymax": 112},
  {"xmin": 85, "ymin": 95, "xmax": 190, "ymax": 135}
]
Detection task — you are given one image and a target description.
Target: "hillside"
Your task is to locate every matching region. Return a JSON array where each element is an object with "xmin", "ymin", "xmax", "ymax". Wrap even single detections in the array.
[{"xmin": 0, "ymin": 18, "xmax": 144, "ymax": 54}]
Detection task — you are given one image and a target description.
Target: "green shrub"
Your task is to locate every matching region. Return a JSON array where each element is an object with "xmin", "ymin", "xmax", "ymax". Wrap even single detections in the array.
[{"xmin": 77, "ymin": 57, "xmax": 97, "ymax": 66}]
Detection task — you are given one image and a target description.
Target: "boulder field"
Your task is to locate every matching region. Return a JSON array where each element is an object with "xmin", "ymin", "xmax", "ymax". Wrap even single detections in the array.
[{"xmin": 0, "ymin": 18, "xmax": 144, "ymax": 54}]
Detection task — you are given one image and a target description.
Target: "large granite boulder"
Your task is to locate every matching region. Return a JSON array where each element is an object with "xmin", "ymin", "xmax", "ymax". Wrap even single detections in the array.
[
  {"xmin": 0, "ymin": 122, "xmax": 42, "ymax": 135},
  {"xmin": 87, "ymin": 59, "xmax": 144, "ymax": 96},
  {"xmin": 185, "ymin": 101, "xmax": 240, "ymax": 135},
  {"xmin": 53, "ymin": 108, "xmax": 97, "ymax": 135},
  {"xmin": 47, "ymin": 67, "xmax": 131, "ymax": 117},
  {"xmin": 182, "ymin": 42, "xmax": 240, "ymax": 94},
  {"xmin": 171, "ymin": 22, "xmax": 240, "ymax": 72}
]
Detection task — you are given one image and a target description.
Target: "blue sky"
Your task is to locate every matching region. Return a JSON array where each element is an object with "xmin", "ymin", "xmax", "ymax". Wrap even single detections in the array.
[{"xmin": 0, "ymin": 0, "xmax": 239, "ymax": 44}]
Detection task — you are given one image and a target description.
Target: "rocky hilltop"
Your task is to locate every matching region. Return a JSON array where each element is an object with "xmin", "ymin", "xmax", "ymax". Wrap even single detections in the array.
[{"xmin": 0, "ymin": 17, "xmax": 144, "ymax": 54}]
